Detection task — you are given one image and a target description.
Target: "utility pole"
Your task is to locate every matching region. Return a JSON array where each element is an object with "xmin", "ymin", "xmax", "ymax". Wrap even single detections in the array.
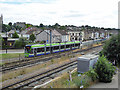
[
  {"xmin": 50, "ymin": 29, "xmax": 52, "ymax": 54},
  {"xmin": 6, "ymin": 27, "xmax": 7, "ymax": 54}
]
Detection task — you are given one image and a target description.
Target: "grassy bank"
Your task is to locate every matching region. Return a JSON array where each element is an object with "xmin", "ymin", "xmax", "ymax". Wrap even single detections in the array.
[
  {"xmin": 2, "ymin": 54, "xmax": 79, "ymax": 82},
  {"xmin": 43, "ymin": 70, "xmax": 96, "ymax": 88},
  {"xmin": 0, "ymin": 53, "xmax": 24, "ymax": 60}
]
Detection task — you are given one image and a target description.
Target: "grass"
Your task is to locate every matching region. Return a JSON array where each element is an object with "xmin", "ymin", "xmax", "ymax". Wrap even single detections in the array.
[
  {"xmin": 2, "ymin": 43, "xmax": 102, "ymax": 83},
  {"xmin": 0, "ymin": 53, "xmax": 24, "ymax": 60},
  {"xmin": 2, "ymin": 54, "xmax": 78, "ymax": 82},
  {"xmin": 44, "ymin": 70, "xmax": 97, "ymax": 88}
]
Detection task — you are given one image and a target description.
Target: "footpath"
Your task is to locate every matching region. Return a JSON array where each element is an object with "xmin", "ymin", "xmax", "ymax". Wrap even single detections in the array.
[{"xmin": 86, "ymin": 68, "xmax": 119, "ymax": 90}]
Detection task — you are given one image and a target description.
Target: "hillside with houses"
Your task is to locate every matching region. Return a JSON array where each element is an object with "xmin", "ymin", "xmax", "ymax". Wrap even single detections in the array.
[{"xmin": 0, "ymin": 15, "xmax": 119, "ymax": 49}]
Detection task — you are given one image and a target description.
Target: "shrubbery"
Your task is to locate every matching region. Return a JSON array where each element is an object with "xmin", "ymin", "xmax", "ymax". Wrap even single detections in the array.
[
  {"xmin": 14, "ymin": 37, "xmax": 28, "ymax": 48},
  {"xmin": 86, "ymin": 67, "xmax": 98, "ymax": 82},
  {"xmin": 100, "ymin": 33, "xmax": 120, "ymax": 66},
  {"xmin": 94, "ymin": 55, "xmax": 116, "ymax": 82}
]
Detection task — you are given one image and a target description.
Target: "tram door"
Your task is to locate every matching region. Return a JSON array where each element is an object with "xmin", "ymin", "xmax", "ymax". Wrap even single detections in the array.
[
  {"xmin": 50, "ymin": 47, "xmax": 53, "ymax": 54},
  {"xmin": 34, "ymin": 48, "xmax": 37, "ymax": 56}
]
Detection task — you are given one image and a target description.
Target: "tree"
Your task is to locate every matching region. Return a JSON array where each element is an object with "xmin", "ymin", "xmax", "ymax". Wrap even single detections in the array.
[
  {"xmin": 2, "ymin": 24, "xmax": 11, "ymax": 32},
  {"xmin": 94, "ymin": 55, "xmax": 115, "ymax": 82},
  {"xmin": 25, "ymin": 24, "xmax": 33, "ymax": 28},
  {"xmin": 100, "ymin": 33, "xmax": 120, "ymax": 65},
  {"xmin": 29, "ymin": 33, "xmax": 36, "ymax": 42},
  {"xmin": 54, "ymin": 23, "xmax": 60, "ymax": 26},
  {"xmin": 39, "ymin": 23, "xmax": 44, "ymax": 27},
  {"xmin": 12, "ymin": 31, "xmax": 19, "ymax": 38},
  {"xmin": 14, "ymin": 37, "xmax": 28, "ymax": 48},
  {"xmin": 8, "ymin": 22, "xmax": 12, "ymax": 26},
  {"xmin": 59, "ymin": 26, "xmax": 66, "ymax": 30}
]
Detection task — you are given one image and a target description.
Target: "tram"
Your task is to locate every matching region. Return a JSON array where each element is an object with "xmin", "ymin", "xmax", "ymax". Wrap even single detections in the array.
[
  {"xmin": 24, "ymin": 41, "xmax": 81, "ymax": 57},
  {"xmin": 24, "ymin": 39, "xmax": 106, "ymax": 57}
]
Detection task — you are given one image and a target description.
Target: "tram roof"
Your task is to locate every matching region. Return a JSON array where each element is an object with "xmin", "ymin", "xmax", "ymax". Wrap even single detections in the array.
[{"xmin": 26, "ymin": 41, "xmax": 81, "ymax": 48}]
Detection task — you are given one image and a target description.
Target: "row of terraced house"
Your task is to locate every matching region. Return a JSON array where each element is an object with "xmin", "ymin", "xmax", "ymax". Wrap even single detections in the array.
[{"xmin": 0, "ymin": 26, "xmax": 119, "ymax": 48}]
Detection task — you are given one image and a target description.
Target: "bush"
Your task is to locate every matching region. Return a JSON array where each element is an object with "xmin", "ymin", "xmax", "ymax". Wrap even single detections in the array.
[
  {"xmin": 86, "ymin": 67, "xmax": 98, "ymax": 81},
  {"xmin": 14, "ymin": 37, "xmax": 28, "ymax": 48},
  {"xmin": 94, "ymin": 55, "xmax": 116, "ymax": 83},
  {"xmin": 12, "ymin": 31, "xmax": 19, "ymax": 38},
  {"xmin": 100, "ymin": 33, "xmax": 120, "ymax": 66}
]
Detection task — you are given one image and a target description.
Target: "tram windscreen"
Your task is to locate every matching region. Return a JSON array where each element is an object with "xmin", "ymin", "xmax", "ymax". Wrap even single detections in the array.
[{"xmin": 25, "ymin": 46, "xmax": 31, "ymax": 53}]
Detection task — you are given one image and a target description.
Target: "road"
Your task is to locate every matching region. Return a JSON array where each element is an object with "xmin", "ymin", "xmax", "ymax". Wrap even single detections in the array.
[{"xmin": 0, "ymin": 49, "xmax": 24, "ymax": 54}]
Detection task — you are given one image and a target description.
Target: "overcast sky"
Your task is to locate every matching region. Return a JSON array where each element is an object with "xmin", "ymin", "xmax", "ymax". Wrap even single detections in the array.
[{"xmin": 0, "ymin": 0, "xmax": 119, "ymax": 28}]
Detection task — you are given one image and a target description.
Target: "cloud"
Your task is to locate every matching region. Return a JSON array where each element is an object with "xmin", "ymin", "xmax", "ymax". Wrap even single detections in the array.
[
  {"xmin": 0, "ymin": 0, "xmax": 119, "ymax": 28},
  {"xmin": 0, "ymin": 0, "xmax": 58, "ymax": 4}
]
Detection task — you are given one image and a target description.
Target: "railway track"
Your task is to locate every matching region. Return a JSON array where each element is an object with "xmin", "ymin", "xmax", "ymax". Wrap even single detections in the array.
[
  {"xmin": 1, "ymin": 45, "xmax": 102, "ymax": 73},
  {"xmin": 2, "ymin": 60, "xmax": 77, "ymax": 89},
  {"xmin": 2, "ymin": 44, "xmax": 102, "ymax": 89}
]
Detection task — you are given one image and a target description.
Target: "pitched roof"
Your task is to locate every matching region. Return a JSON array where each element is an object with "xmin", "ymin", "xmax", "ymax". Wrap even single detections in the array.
[
  {"xmin": 26, "ymin": 27, "xmax": 43, "ymax": 35},
  {"xmin": 56, "ymin": 29, "xmax": 68, "ymax": 35}
]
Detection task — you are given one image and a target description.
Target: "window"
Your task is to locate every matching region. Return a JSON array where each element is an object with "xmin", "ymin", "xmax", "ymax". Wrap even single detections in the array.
[
  {"xmin": 37, "ymin": 48, "xmax": 44, "ymax": 52},
  {"xmin": 75, "ymin": 37, "xmax": 77, "ymax": 40},
  {"xmin": 46, "ymin": 47, "xmax": 50, "ymax": 51},
  {"xmin": 66, "ymin": 45, "xmax": 70, "ymax": 48},
  {"xmin": 53, "ymin": 46, "xmax": 59, "ymax": 50},
  {"xmin": 61, "ymin": 45, "xmax": 64, "ymax": 49},
  {"xmin": 25, "ymin": 46, "xmax": 31, "ymax": 53},
  {"xmin": 75, "ymin": 43, "xmax": 79, "ymax": 47}
]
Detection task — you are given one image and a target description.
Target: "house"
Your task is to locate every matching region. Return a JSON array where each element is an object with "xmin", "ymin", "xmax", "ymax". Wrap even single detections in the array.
[
  {"xmin": 8, "ymin": 30, "xmax": 21, "ymax": 38},
  {"xmin": 20, "ymin": 30, "xmax": 30, "ymax": 39},
  {"xmin": 20, "ymin": 27, "xmax": 43, "ymax": 39},
  {"xmin": 7, "ymin": 38, "xmax": 19, "ymax": 48},
  {"xmin": 81, "ymin": 29, "xmax": 94, "ymax": 41},
  {"xmin": 14, "ymin": 22, "xmax": 26, "ymax": 28},
  {"xmin": 67, "ymin": 29, "xmax": 82, "ymax": 41},
  {"xmin": 35, "ymin": 29, "xmax": 69, "ymax": 43},
  {"xmin": 26, "ymin": 27, "xmax": 43, "ymax": 35}
]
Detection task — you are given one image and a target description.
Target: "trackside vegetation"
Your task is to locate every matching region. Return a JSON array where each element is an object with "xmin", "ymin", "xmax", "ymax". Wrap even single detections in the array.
[
  {"xmin": 45, "ymin": 56, "xmax": 116, "ymax": 88},
  {"xmin": 94, "ymin": 55, "xmax": 116, "ymax": 82},
  {"xmin": 100, "ymin": 33, "xmax": 120, "ymax": 66}
]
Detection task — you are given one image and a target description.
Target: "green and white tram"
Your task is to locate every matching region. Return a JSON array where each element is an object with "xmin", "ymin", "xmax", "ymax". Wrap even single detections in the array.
[{"xmin": 24, "ymin": 41, "xmax": 81, "ymax": 57}]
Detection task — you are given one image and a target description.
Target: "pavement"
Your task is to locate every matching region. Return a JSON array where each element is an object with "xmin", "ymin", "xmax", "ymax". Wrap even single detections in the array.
[
  {"xmin": 86, "ymin": 69, "xmax": 119, "ymax": 90},
  {"xmin": 0, "ymin": 49, "xmax": 24, "ymax": 54}
]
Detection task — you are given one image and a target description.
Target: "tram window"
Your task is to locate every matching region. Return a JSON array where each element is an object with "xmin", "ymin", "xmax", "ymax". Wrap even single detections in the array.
[
  {"xmin": 37, "ymin": 48, "xmax": 44, "ymax": 52},
  {"xmin": 61, "ymin": 45, "xmax": 64, "ymax": 49},
  {"xmin": 75, "ymin": 43, "xmax": 79, "ymax": 47},
  {"xmin": 72, "ymin": 44, "xmax": 74, "ymax": 47},
  {"xmin": 66, "ymin": 45, "xmax": 70, "ymax": 48},
  {"xmin": 25, "ymin": 46, "xmax": 31, "ymax": 53},
  {"xmin": 46, "ymin": 47, "xmax": 50, "ymax": 51},
  {"xmin": 54, "ymin": 46, "xmax": 59, "ymax": 50}
]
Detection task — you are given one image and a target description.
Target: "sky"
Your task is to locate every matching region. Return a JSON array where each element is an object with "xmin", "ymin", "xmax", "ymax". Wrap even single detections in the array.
[{"xmin": 0, "ymin": 0, "xmax": 119, "ymax": 28}]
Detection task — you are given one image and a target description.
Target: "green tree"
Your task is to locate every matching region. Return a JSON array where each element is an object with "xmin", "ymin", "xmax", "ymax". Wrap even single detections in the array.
[
  {"xmin": 100, "ymin": 33, "xmax": 120, "ymax": 65},
  {"xmin": 59, "ymin": 26, "xmax": 66, "ymax": 30},
  {"xmin": 2, "ymin": 24, "xmax": 11, "ymax": 32},
  {"xmin": 25, "ymin": 24, "xmax": 33, "ymax": 28},
  {"xmin": 12, "ymin": 31, "xmax": 19, "ymax": 38},
  {"xmin": 29, "ymin": 33, "xmax": 36, "ymax": 42},
  {"xmin": 94, "ymin": 55, "xmax": 115, "ymax": 82},
  {"xmin": 39, "ymin": 23, "xmax": 44, "ymax": 27},
  {"xmin": 54, "ymin": 23, "xmax": 60, "ymax": 26},
  {"xmin": 14, "ymin": 37, "xmax": 28, "ymax": 48},
  {"xmin": 8, "ymin": 22, "xmax": 12, "ymax": 26}
]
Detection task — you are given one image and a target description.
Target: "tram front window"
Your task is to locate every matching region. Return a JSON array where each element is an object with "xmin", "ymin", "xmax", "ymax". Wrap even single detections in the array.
[{"xmin": 25, "ymin": 46, "xmax": 31, "ymax": 53}]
